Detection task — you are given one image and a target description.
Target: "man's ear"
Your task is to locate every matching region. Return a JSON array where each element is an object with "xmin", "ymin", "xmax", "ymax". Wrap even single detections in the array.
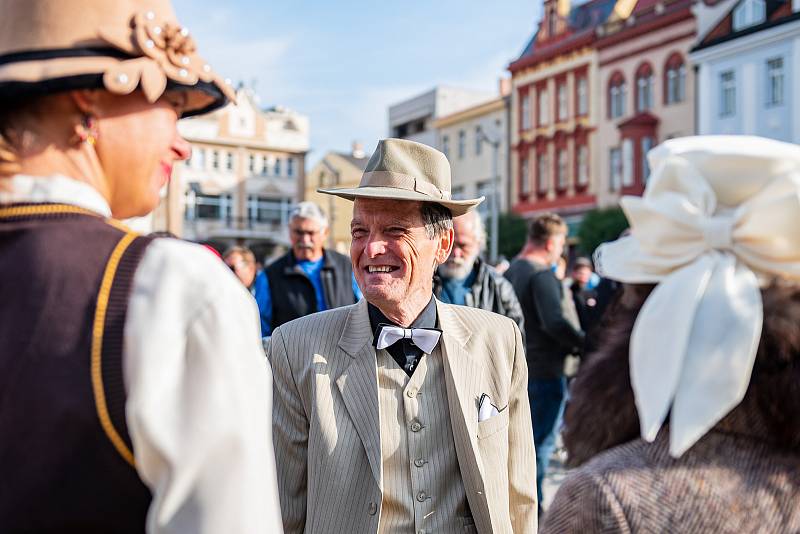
[{"xmin": 435, "ymin": 227, "xmax": 455, "ymax": 264}]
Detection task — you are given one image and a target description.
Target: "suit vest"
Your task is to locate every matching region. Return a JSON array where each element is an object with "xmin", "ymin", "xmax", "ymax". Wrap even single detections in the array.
[
  {"xmin": 0, "ymin": 203, "xmax": 153, "ymax": 533},
  {"xmin": 376, "ymin": 344, "xmax": 474, "ymax": 533},
  {"xmin": 266, "ymin": 249, "xmax": 356, "ymax": 330}
]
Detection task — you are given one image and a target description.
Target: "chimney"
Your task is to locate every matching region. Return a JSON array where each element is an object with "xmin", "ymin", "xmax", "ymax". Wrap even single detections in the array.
[
  {"xmin": 498, "ymin": 77, "xmax": 512, "ymax": 97},
  {"xmin": 351, "ymin": 141, "xmax": 365, "ymax": 159}
]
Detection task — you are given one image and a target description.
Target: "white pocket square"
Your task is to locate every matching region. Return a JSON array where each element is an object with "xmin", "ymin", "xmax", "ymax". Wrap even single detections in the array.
[{"xmin": 478, "ymin": 393, "xmax": 501, "ymax": 422}]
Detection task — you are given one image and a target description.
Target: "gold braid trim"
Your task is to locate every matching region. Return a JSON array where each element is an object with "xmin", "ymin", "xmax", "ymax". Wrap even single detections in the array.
[
  {"xmin": 0, "ymin": 204, "xmax": 96, "ymax": 218},
  {"xmin": 91, "ymin": 231, "xmax": 138, "ymax": 468}
]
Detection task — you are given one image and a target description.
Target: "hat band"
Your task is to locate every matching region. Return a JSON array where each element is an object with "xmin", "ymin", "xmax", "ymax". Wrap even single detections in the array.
[
  {"xmin": 360, "ymin": 171, "xmax": 451, "ymax": 200},
  {"xmin": 0, "ymin": 47, "xmax": 133, "ymax": 67}
]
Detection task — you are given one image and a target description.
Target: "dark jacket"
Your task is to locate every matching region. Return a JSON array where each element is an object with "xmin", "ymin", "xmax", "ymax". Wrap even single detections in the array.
[
  {"xmin": 0, "ymin": 206, "xmax": 152, "ymax": 532},
  {"xmin": 266, "ymin": 249, "xmax": 356, "ymax": 331},
  {"xmin": 504, "ymin": 257, "xmax": 585, "ymax": 379},
  {"xmin": 434, "ymin": 257, "xmax": 525, "ymax": 335}
]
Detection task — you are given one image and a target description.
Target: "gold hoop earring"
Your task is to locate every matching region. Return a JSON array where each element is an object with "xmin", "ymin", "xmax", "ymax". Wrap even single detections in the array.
[{"xmin": 74, "ymin": 115, "xmax": 98, "ymax": 146}]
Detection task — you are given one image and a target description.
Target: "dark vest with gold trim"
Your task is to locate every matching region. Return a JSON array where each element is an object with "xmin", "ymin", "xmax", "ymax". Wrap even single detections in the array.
[{"xmin": 0, "ymin": 204, "xmax": 153, "ymax": 533}]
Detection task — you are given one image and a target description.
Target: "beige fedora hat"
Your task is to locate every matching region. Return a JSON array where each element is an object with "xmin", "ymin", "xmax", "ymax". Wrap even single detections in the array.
[
  {"xmin": 319, "ymin": 138, "xmax": 483, "ymax": 217},
  {"xmin": 0, "ymin": 0, "xmax": 235, "ymax": 117}
]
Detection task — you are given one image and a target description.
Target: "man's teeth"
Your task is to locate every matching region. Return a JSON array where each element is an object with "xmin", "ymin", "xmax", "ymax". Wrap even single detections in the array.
[{"xmin": 368, "ymin": 266, "xmax": 393, "ymax": 273}]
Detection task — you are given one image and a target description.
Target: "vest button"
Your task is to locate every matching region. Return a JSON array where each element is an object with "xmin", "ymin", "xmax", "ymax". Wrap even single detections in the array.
[
  {"xmin": 407, "ymin": 388, "xmax": 418, "ymax": 398},
  {"xmin": 414, "ymin": 458, "xmax": 426, "ymax": 468},
  {"xmin": 416, "ymin": 491, "xmax": 427, "ymax": 502},
  {"xmin": 368, "ymin": 502, "xmax": 378, "ymax": 515},
  {"xmin": 410, "ymin": 421, "xmax": 422, "ymax": 432}
]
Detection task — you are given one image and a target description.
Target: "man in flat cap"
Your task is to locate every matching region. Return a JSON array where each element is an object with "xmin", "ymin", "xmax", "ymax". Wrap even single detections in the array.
[{"xmin": 267, "ymin": 138, "xmax": 537, "ymax": 533}]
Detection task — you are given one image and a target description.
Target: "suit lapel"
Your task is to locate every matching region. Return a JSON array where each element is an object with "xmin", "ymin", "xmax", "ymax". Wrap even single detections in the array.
[
  {"xmin": 335, "ymin": 300, "xmax": 382, "ymax": 487},
  {"xmin": 437, "ymin": 301, "xmax": 493, "ymax": 531}
]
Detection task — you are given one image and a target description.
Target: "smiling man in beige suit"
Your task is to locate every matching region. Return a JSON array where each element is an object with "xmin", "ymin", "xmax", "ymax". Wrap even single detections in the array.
[{"xmin": 267, "ymin": 138, "xmax": 537, "ymax": 533}]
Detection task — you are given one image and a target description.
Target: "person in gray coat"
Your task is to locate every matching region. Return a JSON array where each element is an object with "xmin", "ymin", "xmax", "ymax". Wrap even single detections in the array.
[
  {"xmin": 541, "ymin": 136, "xmax": 800, "ymax": 533},
  {"xmin": 434, "ymin": 210, "xmax": 524, "ymax": 334}
]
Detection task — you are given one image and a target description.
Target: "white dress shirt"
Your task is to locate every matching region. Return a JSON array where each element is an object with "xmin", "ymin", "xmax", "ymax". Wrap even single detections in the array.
[{"xmin": 1, "ymin": 175, "xmax": 283, "ymax": 534}]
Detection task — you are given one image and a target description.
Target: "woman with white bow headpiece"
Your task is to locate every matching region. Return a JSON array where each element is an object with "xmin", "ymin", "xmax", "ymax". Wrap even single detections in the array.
[{"xmin": 541, "ymin": 135, "xmax": 800, "ymax": 533}]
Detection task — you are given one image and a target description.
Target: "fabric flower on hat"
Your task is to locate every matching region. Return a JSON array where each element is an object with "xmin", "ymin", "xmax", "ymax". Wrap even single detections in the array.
[{"xmin": 98, "ymin": 10, "xmax": 236, "ymax": 104}]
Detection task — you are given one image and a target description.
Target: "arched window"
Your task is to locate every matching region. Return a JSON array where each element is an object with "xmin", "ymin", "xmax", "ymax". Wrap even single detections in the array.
[
  {"xmin": 664, "ymin": 53, "xmax": 686, "ymax": 105},
  {"xmin": 635, "ymin": 63, "xmax": 654, "ymax": 112},
  {"xmin": 608, "ymin": 72, "xmax": 626, "ymax": 119}
]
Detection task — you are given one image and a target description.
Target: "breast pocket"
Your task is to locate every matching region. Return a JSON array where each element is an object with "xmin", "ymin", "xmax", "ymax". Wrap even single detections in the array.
[{"xmin": 476, "ymin": 408, "xmax": 510, "ymax": 440}]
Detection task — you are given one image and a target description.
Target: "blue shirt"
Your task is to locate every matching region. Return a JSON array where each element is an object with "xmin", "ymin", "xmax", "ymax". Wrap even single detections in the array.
[
  {"xmin": 254, "ymin": 257, "xmax": 362, "ymax": 337},
  {"xmin": 438, "ymin": 266, "xmax": 478, "ymax": 306}
]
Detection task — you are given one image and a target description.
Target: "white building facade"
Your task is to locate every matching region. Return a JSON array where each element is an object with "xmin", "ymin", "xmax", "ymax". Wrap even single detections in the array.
[
  {"xmin": 388, "ymin": 86, "xmax": 493, "ymax": 148},
  {"xmin": 692, "ymin": 0, "xmax": 800, "ymax": 142},
  {"xmin": 158, "ymin": 88, "xmax": 309, "ymax": 256}
]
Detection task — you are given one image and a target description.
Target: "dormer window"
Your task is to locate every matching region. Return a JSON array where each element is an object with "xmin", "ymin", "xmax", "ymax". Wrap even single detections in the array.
[
  {"xmin": 548, "ymin": 8, "xmax": 557, "ymax": 37},
  {"xmin": 733, "ymin": 0, "xmax": 766, "ymax": 31}
]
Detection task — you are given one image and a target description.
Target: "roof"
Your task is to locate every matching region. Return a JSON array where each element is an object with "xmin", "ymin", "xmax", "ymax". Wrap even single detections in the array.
[
  {"xmin": 509, "ymin": 0, "xmax": 618, "ymax": 72},
  {"xmin": 334, "ymin": 152, "xmax": 371, "ymax": 171},
  {"xmin": 693, "ymin": 0, "xmax": 798, "ymax": 52}
]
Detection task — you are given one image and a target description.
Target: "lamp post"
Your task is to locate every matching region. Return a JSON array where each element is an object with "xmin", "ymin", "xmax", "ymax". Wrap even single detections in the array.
[{"xmin": 478, "ymin": 126, "xmax": 501, "ymax": 265}]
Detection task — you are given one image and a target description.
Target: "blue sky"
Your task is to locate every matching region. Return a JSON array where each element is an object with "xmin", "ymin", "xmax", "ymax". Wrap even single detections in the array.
[{"xmin": 173, "ymin": 1, "xmax": 542, "ymax": 163}]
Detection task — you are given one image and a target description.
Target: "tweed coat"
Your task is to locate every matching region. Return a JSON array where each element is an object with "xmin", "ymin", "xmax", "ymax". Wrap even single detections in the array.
[
  {"xmin": 267, "ymin": 298, "xmax": 537, "ymax": 533},
  {"xmin": 541, "ymin": 408, "xmax": 800, "ymax": 534}
]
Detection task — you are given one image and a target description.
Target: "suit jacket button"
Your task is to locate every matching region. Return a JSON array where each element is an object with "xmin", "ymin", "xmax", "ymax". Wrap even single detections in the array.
[
  {"xmin": 368, "ymin": 502, "xmax": 378, "ymax": 515},
  {"xmin": 416, "ymin": 491, "xmax": 427, "ymax": 502}
]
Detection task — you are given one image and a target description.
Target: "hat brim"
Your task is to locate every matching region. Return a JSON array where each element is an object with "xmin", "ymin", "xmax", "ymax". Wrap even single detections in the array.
[
  {"xmin": 318, "ymin": 186, "xmax": 483, "ymax": 217},
  {"xmin": 0, "ymin": 49, "xmax": 229, "ymax": 117}
]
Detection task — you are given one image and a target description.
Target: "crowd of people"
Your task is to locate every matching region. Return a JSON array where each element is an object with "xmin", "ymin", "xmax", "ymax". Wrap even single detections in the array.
[{"xmin": 2, "ymin": 1, "xmax": 799, "ymax": 533}]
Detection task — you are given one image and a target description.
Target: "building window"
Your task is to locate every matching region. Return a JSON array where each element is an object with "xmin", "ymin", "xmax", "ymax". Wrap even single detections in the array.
[
  {"xmin": 622, "ymin": 139, "xmax": 634, "ymax": 187},
  {"xmin": 226, "ymin": 152, "xmax": 234, "ymax": 171},
  {"xmin": 766, "ymin": 57, "xmax": 784, "ymax": 107},
  {"xmin": 720, "ymin": 70, "xmax": 736, "ymax": 117},
  {"xmin": 577, "ymin": 145, "xmax": 589, "ymax": 186},
  {"xmin": 194, "ymin": 148, "xmax": 206, "ymax": 169},
  {"xmin": 665, "ymin": 55, "xmax": 686, "ymax": 105},
  {"xmin": 261, "ymin": 156, "xmax": 270, "ymax": 176},
  {"xmin": 477, "ymin": 180, "xmax": 493, "ymax": 216},
  {"xmin": 537, "ymin": 153, "xmax": 549, "ymax": 194},
  {"xmin": 610, "ymin": 148, "xmax": 622, "ymax": 191},
  {"xmin": 521, "ymin": 93, "xmax": 531, "ymax": 131},
  {"xmin": 538, "ymin": 88, "xmax": 549, "ymax": 126},
  {"xmin": 733, "ymin": 0, "xmax": 766, "ymax": 31},
  {"xmin": 557, "ymin": 82, "xmax": 568, "ymax": 122},
  {"xmin": 520, "ymin": 156, "xmax": 530, "ymax": 196},
  {"xmin": 609, "ymin": 74, "xmax": 626, "ymax": 119},
  {"xmin": 641, "ymin": 137, "xmax": 654, "ymax": 182},
  {"xmin": 458, "ymin": 130, "xmax": 466, "ymax": 159},
  {"xmin": 194, "ymin": 194, "xmax": 232, "ymax": 220},
  {"xmin": 556, "ymin": 149, "xmax": 568, "ymax": 190},
  {"xmin": 248, "ymin": 154, "xmax": 255, "ymax": 173},
  {"xmin": 211, "ymin": 150, "xmax": 219, "ymax": 170},
  {"xmin": 274, "ymin": 157, "xmax": 282, "ymax": 176},
  {"xmin": 636, "ymin": 64, "xmax": 654, "ymax": 113},
  {"xmin": 442, "ymin": 135, "xmax": 450, "ymax": 158},
  {"xmin": 577, "ymin": 77, "xmax": 588, "ymax": 116},
  {"xmin": 475, "ymin": 126, "xmax": 483, "ymax": 156},
  {"xmin": 250, "ymin": 196, "xmax": 285, "ymax": 224},
  {"xmin": 287, "ymin": 157, "xmax": 295, "ymax": 177}
]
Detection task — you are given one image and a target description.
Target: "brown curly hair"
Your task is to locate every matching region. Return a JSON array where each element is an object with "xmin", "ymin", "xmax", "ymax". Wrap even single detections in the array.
[{"xmin": 563, "ymin": 280, "xmax": 800, "ymax": 467}]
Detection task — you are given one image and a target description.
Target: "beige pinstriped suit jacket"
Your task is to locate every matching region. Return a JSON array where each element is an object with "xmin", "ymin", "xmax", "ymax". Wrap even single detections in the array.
[{"xmin": 267, "ymin": 298, "xmax": 538, "ymax": 533}]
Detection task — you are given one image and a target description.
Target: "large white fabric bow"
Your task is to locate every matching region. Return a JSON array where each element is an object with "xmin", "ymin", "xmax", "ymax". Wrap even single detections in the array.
[
  {"xmin": 594, "ymin": 135, "xmax": 800, "ymax": 457},
  {"xmin": 375, "ymin": 325, "xmax": 442, "ymax": 354}
]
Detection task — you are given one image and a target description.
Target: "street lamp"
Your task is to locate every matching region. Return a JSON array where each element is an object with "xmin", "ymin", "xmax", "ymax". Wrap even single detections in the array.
[{"xmin": 477, "ymin": 124, "xmax": 501, "ymax": 265}]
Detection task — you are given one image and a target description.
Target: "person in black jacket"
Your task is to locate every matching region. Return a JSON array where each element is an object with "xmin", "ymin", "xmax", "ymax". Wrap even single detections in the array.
[
  {"xmin": 504, "ymin": 212, "xmax": 585, "ymax": 516},
  {"xmin": 434, "ymin": 210, "xmax": 524, "ymax": 334},
  {"xmin": 262, "ymin": 202, "xmax": 362, "ymax": 335}
]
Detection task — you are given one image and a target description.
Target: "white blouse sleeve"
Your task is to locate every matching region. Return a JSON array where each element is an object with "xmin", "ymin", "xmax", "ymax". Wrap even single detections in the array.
[{"xmin": 123, "ymin": 238, "xmax": 283, "ymax": 534}]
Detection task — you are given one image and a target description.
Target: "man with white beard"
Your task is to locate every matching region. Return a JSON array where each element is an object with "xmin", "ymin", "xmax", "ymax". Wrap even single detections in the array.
[{"xmin": 434, "ymin": 210, "xmax": 524, "ymax": 333}]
